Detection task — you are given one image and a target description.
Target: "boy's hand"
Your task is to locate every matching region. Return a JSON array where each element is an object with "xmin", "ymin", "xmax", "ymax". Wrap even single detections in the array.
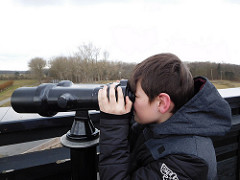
[{"xmin": 98, "ymin": 83, "xmax": 133, "ymax": 115}]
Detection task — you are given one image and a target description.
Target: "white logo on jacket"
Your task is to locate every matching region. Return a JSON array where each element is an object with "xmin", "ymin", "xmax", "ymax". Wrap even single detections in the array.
[{"xmin": 160, "ymin": 163, "xmax": 179, "ymax": 180}]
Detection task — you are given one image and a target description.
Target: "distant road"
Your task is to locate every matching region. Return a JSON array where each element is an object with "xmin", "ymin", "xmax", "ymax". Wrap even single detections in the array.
[{"xmin": 0, "ymin": 98, "xmax": 10, "ymax": 106}]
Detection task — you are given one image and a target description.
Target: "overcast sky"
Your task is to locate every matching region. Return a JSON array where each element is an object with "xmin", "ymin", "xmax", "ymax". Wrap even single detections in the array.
[{"xmin": 0, "ymin": 0, "xmax": 240, "ymax": 71}]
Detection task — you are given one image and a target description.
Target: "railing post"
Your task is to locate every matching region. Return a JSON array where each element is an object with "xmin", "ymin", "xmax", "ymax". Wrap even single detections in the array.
[{"xmin": 61, "ymin": 111, "xmax": 99, "ymax": 180}]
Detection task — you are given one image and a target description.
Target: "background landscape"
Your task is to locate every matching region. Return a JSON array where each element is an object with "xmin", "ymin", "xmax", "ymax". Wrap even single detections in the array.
[{"xmin": 1, "ymin": 43, "xmax": 240, "ymax": 107}]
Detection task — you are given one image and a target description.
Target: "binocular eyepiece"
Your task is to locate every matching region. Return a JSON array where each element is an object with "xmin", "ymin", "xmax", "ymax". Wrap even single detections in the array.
[{"xmin": 11, "ymin": 80, "xmax": 135, "ymax": 117}]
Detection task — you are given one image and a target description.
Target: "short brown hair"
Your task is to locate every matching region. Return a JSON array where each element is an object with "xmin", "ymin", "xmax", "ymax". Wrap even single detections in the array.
[{"xmin": 129, "ymin": 53, "xmax": 194, "ymax": 113}]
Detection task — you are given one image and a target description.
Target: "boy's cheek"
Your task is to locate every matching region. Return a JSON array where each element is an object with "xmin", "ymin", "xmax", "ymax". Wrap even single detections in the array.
[{"xmin": 133, "ymin": 101, "xmax": 139, "ymax": 110}]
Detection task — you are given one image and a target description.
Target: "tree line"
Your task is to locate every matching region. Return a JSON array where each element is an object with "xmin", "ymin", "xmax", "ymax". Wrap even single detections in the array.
[
  {"xmin": 188, "ymin": 61, "xmax": 240, "ymax": 81},
  {"xmin": 27, "ymin": 43, "xmax": 240, "ymax": 83},
  {"xmin": 28, "ymin": 43, "xmax": 136, "ymax": 83}
]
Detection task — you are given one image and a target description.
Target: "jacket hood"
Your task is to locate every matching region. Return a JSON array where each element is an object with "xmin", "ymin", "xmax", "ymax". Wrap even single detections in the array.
[{"xmin": 148, "ymin": 76, "xmax": 232, "ymax": 137}]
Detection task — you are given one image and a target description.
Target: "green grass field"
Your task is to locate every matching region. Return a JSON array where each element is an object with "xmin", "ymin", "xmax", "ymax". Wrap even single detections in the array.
[
  {"xmin": 0, "ymin": 79, "xmax": 240, "ymax": 107},
  {"xmin": 211, "ymin": 80, "xmax": 240, "ymax": 89}
]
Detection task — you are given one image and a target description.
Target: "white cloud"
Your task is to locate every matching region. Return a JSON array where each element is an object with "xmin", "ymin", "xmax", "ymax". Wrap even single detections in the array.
[{"xmin": 0, "ymin": 0, "xmax": 240, "ymax": 70}]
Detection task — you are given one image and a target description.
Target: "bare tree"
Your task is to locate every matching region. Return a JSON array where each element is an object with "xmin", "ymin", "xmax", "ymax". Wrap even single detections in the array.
[
  {"xmin": 28, "ymin": 57, "xmax": 46, "ymax": 83},
  {"xmin": 103, "ymin": 50, "xmax": 109, "ymax": 61},
  {"xmin": 75, "ymin": 43, "xmax": 100, "ymax": 82},
  {"xmin": 49, "ymin": 56, "xmax": 70, "ymax": 81}
]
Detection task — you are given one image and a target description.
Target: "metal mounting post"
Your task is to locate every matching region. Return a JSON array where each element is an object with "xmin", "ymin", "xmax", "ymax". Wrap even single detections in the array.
[{"xmin": 61, "ymin": 111, "xmax": 99, "ymax": 180}]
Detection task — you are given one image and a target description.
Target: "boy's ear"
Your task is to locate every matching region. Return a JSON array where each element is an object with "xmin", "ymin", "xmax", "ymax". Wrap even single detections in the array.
[{"xmin": 157, "ymin": 93, "xmax": 172, "ymax": 114}]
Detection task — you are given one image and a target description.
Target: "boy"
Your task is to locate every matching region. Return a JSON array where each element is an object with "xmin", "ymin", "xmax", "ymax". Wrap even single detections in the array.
[{"xmin": 98, "ymin": 53, "xmax": 231, "ymax": 180}]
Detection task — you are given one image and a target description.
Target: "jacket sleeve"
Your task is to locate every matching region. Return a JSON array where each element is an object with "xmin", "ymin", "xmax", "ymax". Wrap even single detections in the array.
[
  {"xmin": 99, "ymin": 112, "xmax": 208, "ymax": 180},
  {"xmin": 99, "ymin": 112, "xmax": 131, "ymax": 180}
]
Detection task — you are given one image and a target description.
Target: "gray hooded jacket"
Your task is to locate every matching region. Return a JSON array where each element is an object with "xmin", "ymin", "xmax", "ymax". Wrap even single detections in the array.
[{"xmin": 99, "ymin": 76, "xmax": 232, "ymax": 180}]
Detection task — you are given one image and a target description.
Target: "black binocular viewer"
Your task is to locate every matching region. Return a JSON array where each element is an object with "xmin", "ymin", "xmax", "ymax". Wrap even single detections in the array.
[{"xmin": 11, "ymin": 79, "xmax": 135, "ymax": 117}]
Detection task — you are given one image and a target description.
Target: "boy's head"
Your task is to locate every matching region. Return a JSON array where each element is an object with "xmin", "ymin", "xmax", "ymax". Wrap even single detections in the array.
[{"xmin": 130, "ymin": 53, "xmax": 194, "ymax": 114}]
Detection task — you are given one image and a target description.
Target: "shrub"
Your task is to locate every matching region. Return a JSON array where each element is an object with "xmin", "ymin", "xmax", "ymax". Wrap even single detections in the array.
[{"xmin": 0, "ymin": 80, "xmax": 14, "ymax": 92}]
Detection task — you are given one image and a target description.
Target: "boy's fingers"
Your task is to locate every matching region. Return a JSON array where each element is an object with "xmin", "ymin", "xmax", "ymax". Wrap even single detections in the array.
[
  {"xmin": 102, "ymin": 85, "xmax": 107, "ymax": 99},
  {"xmin": 117, "ymin": 86, "xmax": 124, "ymax": 105},
  {"xmin": 98, "ymin": 89, "xmax": 102, "ymax": 102},
  {"xmin": 98, "ymin": 83, "xmax": 132, "ymax": 115},
  {"xmin": 100, "ymin": 86, "xmax": 108, "ymax": 104},
  {"xmin": 109, "ymin": 84, "xmax": 116, "ymax": 103},
  {"xmin": 125, "ymin": 96, "xmax": 133, "ymax": 112}
]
